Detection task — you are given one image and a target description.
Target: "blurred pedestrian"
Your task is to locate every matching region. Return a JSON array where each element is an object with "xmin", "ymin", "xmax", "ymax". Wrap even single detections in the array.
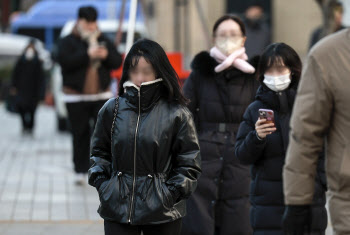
[
  {"xmin": 10, "ymin": 39, "xmax": 45, "ymax": 135},
  {"xmin": 57, "ymin": 6, "xmax": 122, "ymax": 185},
  {"xmin": 309, "ymin": 1, "xmax": 345, "ymax": 50},
  {"xmin": 283, "ymin": 28, "xmax": 350, "ymax": 234},
  {"xmin": 182, "ymin": 14, "xmax": 260, "ymax": 235},
  {"xmin": 235, "ymin": 43, "xmax": 327, "ymax": 234},
  {"xmin": 243, "ymin": 3, "xmax": 271, "ymax": 58},
  {"xmin": 88, "ymin": 39, "xmax": 201, "ymax": 235}
]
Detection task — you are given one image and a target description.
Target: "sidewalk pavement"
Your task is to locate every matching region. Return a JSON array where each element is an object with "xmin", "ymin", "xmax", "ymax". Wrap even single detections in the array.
[{"xmin": 0, "ymin": 104, "xmax": 103, "ymax": 235}]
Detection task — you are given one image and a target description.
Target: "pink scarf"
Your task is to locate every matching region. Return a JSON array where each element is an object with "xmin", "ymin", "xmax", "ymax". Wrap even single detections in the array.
[{"xmin": 209, "ymin": 47, "xmax": 255, "ymax": 74}]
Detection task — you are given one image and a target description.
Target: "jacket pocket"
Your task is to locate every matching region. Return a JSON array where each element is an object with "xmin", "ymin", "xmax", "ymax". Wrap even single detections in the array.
[
  {"xmin": 98, "ymin": 172, "xmax": 126, "ymax": 208},
  {"xmin": 141, "ymin": 174, "xmax": 154, "ymax": 201},
  {"xmin": 118, "ymin": 172, "xmax": 129, "ymax": 200},
  {"xmin": 97, "ymin": 172, "xmax": 131, "ymax": 221},
  {"xmin": 99, "ymin": 175, "xmax": 118, "ymax": 203},
  {"xmin": 98, "ymin": 179, "xmax": 110, "ymax": 195},
  {"xmin": 161, "ymin": 182, "xmax": 174, "ymax": 209}
]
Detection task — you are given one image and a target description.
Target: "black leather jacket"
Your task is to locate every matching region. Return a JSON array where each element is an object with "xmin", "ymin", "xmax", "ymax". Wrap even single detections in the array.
[{"xmin": 88, "ymin": 79, "xmax": 201, "ymax": 225}]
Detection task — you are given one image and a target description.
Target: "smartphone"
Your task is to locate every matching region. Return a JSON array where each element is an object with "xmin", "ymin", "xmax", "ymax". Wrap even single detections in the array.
[{"xmin": 259, "ymin": 109, "xmax": 275, "ymax": 125}]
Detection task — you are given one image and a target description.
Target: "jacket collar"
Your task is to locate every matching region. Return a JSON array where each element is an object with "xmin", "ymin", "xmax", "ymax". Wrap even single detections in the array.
[
  {"xmin": 123, "ymin": 78, "xmax": 165, "ymax": 112},
  {"xmin": 255, "ymin": 85, "xmax": 297, "ymax": 114}
]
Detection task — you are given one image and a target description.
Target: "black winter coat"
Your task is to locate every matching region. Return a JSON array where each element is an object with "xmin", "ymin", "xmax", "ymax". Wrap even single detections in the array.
[
  {"xmin": 235, "ymin": 85, "xmax": 328, "ymax": 234},
  {"xmin": 183, "ymin": 51, "xmax": 260, "ymax": 197},
  {"xmin": 11, "ymin": 54, "xmax": 45, "ymax": 109},
  {"xmin": 182, "ymin": 51, "xmax": 260, "ymax": 234},
  {"xmin": 57, "ymin": 33, "xmax": 122, "ymax": 93},
  {"xmin": 88, "ymin": 80, "xmax": 201, "ymax": 225}
]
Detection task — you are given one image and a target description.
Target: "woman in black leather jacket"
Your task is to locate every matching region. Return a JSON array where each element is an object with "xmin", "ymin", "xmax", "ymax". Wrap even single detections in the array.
[{"xmin": 88, "ymin": 39, "xmax": 201, "ymax": 235}]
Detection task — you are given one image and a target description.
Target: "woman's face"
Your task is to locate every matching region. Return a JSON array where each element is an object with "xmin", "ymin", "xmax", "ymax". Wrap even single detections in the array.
[
  {"xmin": 129, "ymin": 57, "xmax": 156, "ymax": 87},
  {"xmin": 264, "ymin": 64, "xmax": 291, "ymax": 77},
  {"xmin": 214, "ymin": 19, "xmax": 246, "ymax": 55}
]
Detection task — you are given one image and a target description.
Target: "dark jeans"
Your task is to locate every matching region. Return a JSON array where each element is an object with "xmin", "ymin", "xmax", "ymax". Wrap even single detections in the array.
[
  {"xmin": 104, "ymin": 219, "xmax": 182, "ymax": 235},
  {"xmin": 17, "ymin": 104, "xmax": 36, "ymax": 131},
  {"xmin": 66, "ymin": 100, "xmax": 107, "ymax": 173}
]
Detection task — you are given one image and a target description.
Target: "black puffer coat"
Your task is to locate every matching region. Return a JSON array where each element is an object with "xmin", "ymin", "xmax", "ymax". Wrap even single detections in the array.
[
  {"xmin": 88, "ymin": 79, "xmax": 201, "ymax": 225},
  {"xmin": 235, "ymin": 85, "xmax": 328, "ymax": 234},
  {"xmin": 182, "ymin": 51, "xmax": 260, "ymax": 235}
]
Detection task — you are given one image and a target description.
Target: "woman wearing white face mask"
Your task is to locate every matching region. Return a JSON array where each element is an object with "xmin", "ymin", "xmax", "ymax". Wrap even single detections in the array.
[
  {"xmin": 182, "ymin": 15, "xmax": 260, "ymax": 235},
  {"xmin": 235, "ymin": 43, "xmax": 328, "ymax": 234}
]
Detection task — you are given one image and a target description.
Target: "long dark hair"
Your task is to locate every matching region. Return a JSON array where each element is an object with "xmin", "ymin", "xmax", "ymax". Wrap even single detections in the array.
[
  {"xmin": 257, "ymin": 43, "xmax": 302, "ymax": 88},
  {"xmin": 119, "ymin": 39, "xmax": 188, "ymax": 105}
]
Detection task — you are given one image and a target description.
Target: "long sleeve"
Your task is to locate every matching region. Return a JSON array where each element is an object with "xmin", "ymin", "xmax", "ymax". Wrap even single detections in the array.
[
  {"xmin": 283, "ymin": 55, "xmax": 333, "ymax": 205},
  {"xmin": 101, "ymin": 38, "xmax": 122, "ymax": 70},
  {"xmin": 235, "ymin": 107, "xmax": 266, "ymax": 165},
  {"xmin": 57, "ymin": 37, "xmax": 89, "ymax": 72},
  {"xmin": 88, "ymin": 98, "xmax": 115, "ymax": 187},
  {"xmin": 165, "ymin": 108, "xmax": 201, "ymax": 201},
  {"xmin": 182, "ymin": 72, "xmax": 199, "ymax": 117}
]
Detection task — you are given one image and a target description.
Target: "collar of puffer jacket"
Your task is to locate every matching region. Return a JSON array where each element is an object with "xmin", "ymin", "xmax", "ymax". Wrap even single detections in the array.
[
  {"xmin": 123, "ymin": 78, "xmax": 165, "ymax": 112},
  {"xmin": 255, "ymin": 85, "xmax": 297, "ymax": 114}
]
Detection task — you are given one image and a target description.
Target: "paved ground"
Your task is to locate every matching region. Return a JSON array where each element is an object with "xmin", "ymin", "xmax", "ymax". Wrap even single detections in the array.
[
  {"xmin": 0, "ymin": 104, "xmax": 333, "ymax": 235},
  {"xmin": 0, "ymin": 104, "xmax": 103, "ymax": 234}
]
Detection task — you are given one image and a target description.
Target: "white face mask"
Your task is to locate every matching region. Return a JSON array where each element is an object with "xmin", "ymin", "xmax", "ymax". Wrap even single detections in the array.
[
  {"xmin": 25, "ymin": 48, "xmax": 35, "ymax": 60},
  {"xmin": 215, "ymin": 37, "xmax": 244, "ymax": 55},
  {"xmin": 263, "ymin": 73, "xmax": 291, "ymax": 92}
]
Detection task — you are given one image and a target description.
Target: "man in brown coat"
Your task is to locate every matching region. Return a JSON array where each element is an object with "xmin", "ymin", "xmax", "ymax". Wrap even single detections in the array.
[{"xmin": 282, "ymin": 28, "xmax": 350, "ymax": 234}]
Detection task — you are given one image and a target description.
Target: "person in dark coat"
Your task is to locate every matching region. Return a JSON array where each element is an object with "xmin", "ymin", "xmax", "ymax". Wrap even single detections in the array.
[
  {"xmin": 88, "ymin": 39, "xmax": 201, "ymax": 235},
  {"xmin": 309, "ymin": 1, "xmax": 345, "ymax": 50},
  {"xmin": 10, "ymin": 39, "xmax": 45, "ymax": 135},
  {"xmin": 243, "ymin": 3, "xmax": 271, "ymax": 58},
  {"xmin": 182, "ymin": 15, "xmax": 260, "ymax": 235},
  {"xmin": 235, "ymin": 43, "xmax": 328, "ymax": 234},
  {"xmin": 57, "ymin": 6, "xmax": 122, "ymax": 184}
]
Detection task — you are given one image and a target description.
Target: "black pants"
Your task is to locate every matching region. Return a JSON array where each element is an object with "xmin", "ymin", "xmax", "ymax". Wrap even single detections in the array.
[
  {"xmin": 104, "ymin": 219, "xmax": 182, "ymax": 235},
  {"xmin": 66, "ymin": 100, "xmax": 107, "ymax": 173},
  {"xmin": 17, "ymin": 104, "xmax": 36, "ymax": 131}
]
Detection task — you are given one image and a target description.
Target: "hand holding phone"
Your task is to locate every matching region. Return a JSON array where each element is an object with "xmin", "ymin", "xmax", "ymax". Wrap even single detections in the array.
[
  {"xmin": 256, "ymin": 109, "xmax": 276, "ymax": 139},
  {"xmin": 259, "ymin": 109, "xmax": 275, "ymax": 125},
  {"xmin": 97, "ymin": 42, "xmax": 108, "ymax": 59},
  {"xmin": 88, "ymin": 42, "xmax": 108, "ymax": 60}
]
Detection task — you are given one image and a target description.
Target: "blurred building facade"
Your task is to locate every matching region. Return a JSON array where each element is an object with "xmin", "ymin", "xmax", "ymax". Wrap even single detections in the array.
[
  {"xmin": 4, "ymin": 0, "xmax": 349, "ymax": 62},
  {"xmin": 143, "ymin": 0, "xmax": 324, "ymax": 64}
]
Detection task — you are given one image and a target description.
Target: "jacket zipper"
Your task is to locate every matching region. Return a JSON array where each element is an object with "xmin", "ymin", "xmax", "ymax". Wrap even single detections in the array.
[{"xmin": 128, "ymin": 90, "xmax": 141, "ymax": 223}]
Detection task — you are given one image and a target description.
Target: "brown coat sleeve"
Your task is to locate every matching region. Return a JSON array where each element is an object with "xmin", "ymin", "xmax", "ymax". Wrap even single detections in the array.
[{"xmin": 283, "ymin": 54, "xmax": 334, "ymax": 205}]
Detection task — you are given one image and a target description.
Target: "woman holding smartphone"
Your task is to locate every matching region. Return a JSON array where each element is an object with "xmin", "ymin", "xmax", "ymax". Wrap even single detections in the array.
[{"xmin": 235, "ymin": 43, "xmax": 327, "ymax": 234}]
